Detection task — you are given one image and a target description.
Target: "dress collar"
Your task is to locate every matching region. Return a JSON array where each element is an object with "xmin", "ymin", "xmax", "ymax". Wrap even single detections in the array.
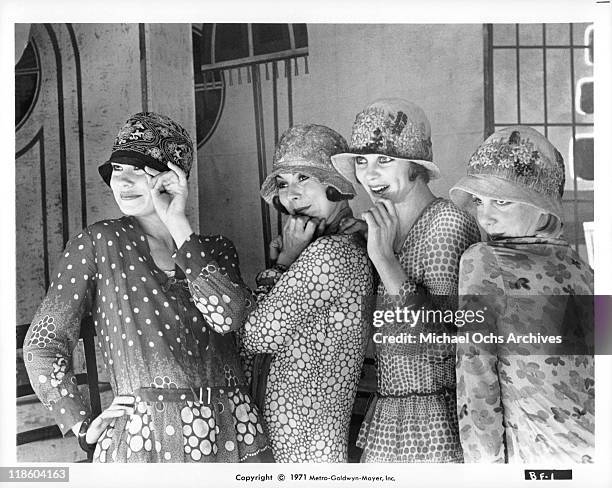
[
  {"xmin": 395, "ymin": 196, "xmax": 443, "ymax": 253},
  {"xmin": 321, "ymin": 205, "xmax": 353, "ymax": 237},
  {"xmin": 487, "ymin": 235, "xmax": 569, "ymax": 247}
]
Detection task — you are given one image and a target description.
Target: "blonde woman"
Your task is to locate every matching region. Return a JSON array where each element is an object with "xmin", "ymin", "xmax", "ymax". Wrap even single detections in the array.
[{"xmin": 450, "ymin": 126, "xmax": 594, "ymax": 463}]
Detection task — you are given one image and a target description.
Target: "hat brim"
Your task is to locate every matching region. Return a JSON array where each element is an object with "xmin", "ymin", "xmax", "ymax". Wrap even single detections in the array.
[
  {"xmin": 98, "ymin": 151, "xmax": 175, "ymax": 186},
  {"xmin": 330, "ymin": 153, "xmax": 441, "ymax": 187},
  {"xmin": 260, "ymin": 164, "xmax": 355, "ymax": 204},
  {"xmin": 449, "ymin": 175, "xmax": 564, "ymax": 222}
]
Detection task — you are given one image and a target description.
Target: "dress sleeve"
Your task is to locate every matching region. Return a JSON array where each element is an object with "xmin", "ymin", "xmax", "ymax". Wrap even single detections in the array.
[
  {"xmin": 174, "ymin": 234, "xmax": 255, "ymax": 335},
  {"xmin": 456, "ymin": 243, "xmax": 508, "ymax": 463},
  {"xmin": 241, "ymin": 236, "xmax": 362, "ymax": 354},
  {"xmin": 235, "ymin": 266, "xmax": 285, "ymax": 385},
  {"xmin": 422, "ymin": 204, "xmax": 481, "ymax": 308},
  {"xmin": 23, "ymin": 230, "xmax": 97, "ymax": 435}
]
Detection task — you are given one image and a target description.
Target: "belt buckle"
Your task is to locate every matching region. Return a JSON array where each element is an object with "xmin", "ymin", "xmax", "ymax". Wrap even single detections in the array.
[{"xmin": 198, "ymin": 387, "xmax": 212, "ymax": 404}]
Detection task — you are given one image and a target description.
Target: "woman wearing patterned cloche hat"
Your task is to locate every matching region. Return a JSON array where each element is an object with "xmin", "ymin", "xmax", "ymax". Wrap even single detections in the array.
[
  {"xmin": 237, "ymin": 124, "xmax": 375, "ymax": 462},
  {"xmin": 331, "ymin": 99, "xmax": 480, "ymax": 463},
  {"xmin": 450, "ymin": 126, "xmax": 594, "ymax": 463},
  {"xmin": 24, "ymin": 112, "xmax": 271, "ymax": 462}
]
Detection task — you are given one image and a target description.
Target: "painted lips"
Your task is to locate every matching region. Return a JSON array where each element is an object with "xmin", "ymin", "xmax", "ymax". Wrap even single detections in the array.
[
  {"xmin": 369, "ymin": 185, "xmax": 389, "ymax": 196},
  {"xmin": 292, "ymin": 205, "xmax": 311, "ymax": 215}
]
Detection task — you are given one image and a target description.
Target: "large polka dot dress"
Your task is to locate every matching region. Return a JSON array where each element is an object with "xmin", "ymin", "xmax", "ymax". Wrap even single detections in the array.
[
  {"xmin": 241, "ymin": 233, "xmax": 375, "ymax": 462},
  {"xmin": 24, "ymin": 216, "xmax": 271, "ymax": 462},
  {"xmin": 357, "ymin": 198, "xmax": 480, "ymax": 463}
]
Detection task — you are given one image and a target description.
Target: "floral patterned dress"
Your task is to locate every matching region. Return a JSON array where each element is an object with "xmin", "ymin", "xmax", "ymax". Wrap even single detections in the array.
[
  {"xmin": 456, "ymin": 237, "xmax": 595, "ymax": 463},
  {"xmin": 357, "ymin": 198, "xmax": 480, "ymax": 463},
  {"xmin": 237, "ymin": 222, "xmax": 375, "ymax": 462},
  {"xmin": 24, "ymin": 216, "xmax": 271, "ymax": 462}
]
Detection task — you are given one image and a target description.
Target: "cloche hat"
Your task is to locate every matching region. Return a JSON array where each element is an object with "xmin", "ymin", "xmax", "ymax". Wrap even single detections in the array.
[
  {"xmin": 331, "ymin": 98, "xmax": 441, "ymax": 186},
  {"xmin": 99, "ymin": 112, "xmax": 194, "ymax": 186},
  {"xmin": 449, "ymin": 126, "xmax": 565, "ymax": 221},
  {"xmin": 260, "ymin": 124, "xmax": 355, "ymax": 204}
]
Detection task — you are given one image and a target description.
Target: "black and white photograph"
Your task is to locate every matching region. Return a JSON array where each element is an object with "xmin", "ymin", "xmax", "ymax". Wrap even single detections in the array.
[{"xmin": 2, "ymin": 0, "xmax": 612, "ymax": 486}]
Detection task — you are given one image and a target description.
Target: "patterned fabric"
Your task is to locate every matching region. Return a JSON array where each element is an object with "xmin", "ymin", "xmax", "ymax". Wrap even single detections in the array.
[
  {"xmin": 24, "ymin": 217, "xmax": 270, "ymax": 462},
  {"xmin": 239, "ymin": 206, "xmax": 363, "ymax": 415},
  {"xmin": 99, "ymin": 112, "xmax": 194, "ymax": 186},
  {"xmin": 260, "ymin": 124, "xmax": 354, "ymax": 204},
  {"xmin": 240, "ymin": 232, "xmax": 375, "ymax": 462},
  {"xmin": 467, "ymin": 127, "xmax": 565, "ymax": 198},
  {"xmin": 357, "ymin": 198, "xmax": 480, "ymax": 463},
  {"xmin": 349, "ymin": 104, "xmax": 432, "ymax": 161},
  {"xmin": 456, "ymin": 238, "xmax": 595, "ymax": 464}
]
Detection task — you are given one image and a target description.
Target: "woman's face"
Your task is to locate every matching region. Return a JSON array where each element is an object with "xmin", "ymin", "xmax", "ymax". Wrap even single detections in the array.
[
  {"xmin": 354, "ymin": 154, "xmax": 417, "ymax": 203},
  {"xmin": 471, "ymin": 195, "xmax": 543, "ymax": 238},
  {"xmin": 109, "ymin": 162, "xmax": 154, "ymax": 217},
  {"xmin": 276, "ymin": 172, "xmax": 340, "ymax": 221}
]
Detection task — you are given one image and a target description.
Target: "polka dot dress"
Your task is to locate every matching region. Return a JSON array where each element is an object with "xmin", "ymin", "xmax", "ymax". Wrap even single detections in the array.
[
  {"xmin": 24, "ymin": 216, "xmax": 270, "ymax": 462},
  {"xmin": 241, "ymin": 234, "xmax": 375, "ymax": 462},
  {"xmin": 357, "ymin": 198, "xmax": 480, "ymax": 463}
]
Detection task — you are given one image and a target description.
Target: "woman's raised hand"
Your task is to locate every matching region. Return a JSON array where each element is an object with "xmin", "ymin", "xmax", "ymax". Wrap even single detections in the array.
[
  {"xmin": 145, "ymin": 163, "xmax": 193, "ymax": 248},
  {"xmin": 144, "ymin": 162, "xmax": 188, "ymax": 226},
  {"xmin": 276, "ymin": 215, "xmax": 326, "ymax": 268},
  {"xmin": 79, "ymin": 395, "xmax": 135, "ymax": 445},
  {"xmin": 269, "ymin": 235, "xmax": 284, "ymax": 262},
  {"xmin": 362, "ymin": 198, "xmax": 399, "ymax": 264}
]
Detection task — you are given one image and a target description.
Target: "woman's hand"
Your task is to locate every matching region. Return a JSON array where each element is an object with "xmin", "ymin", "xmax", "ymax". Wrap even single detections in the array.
[
  {"xmin": 145, "ymin": 162, "xmax": 188, "ymax": 225},
  {"xmin": 339, "ymin": 217, "xmax": 368, "ymax": 239},
  {"xmin": 269, "ymin": 235, "xmax": 283, "ymax": 262},
  {"xmin": 72, "ymin": 395, "xmax": 135, "ymax": 445},
  {"xmin": 145, "ymin": 163, "xmax": 193, "ymax": 247},
  {"xmin": 362, "ymin": 199, "xmax": 399, "ymax": 265},
  {"xmin": 276, "ymin": 215, "xmax": 325, "ymax": 268},
  {"xmin": 362, "ymin": 199, "xmax": 407, "ymax": 295}
]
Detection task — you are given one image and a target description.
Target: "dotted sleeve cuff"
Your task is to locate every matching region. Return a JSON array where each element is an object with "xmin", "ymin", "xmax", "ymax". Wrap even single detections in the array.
[{"xmin": 174, "ymin": 234, "xmax": 255, "ymax": 334}]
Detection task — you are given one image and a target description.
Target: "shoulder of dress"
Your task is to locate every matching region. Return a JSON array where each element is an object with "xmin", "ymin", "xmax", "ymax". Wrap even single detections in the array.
[
  {"xmin": 82, "ymin": 219, "xmax": 138, "ymax": 250},
  {"xmin": 459, "ymin": 243, "xmax": 507, "ymax": 295},
  {"xmin": 309, "ymin": 234, "xmax": 362, "ymax": 254},
  {"xmin": 429, "ymin": 199, "xmax": 478, "ymax": 227},
  {"xmin": 293, "ymin": 236, "xmax": 371, "ymax": 289},
  {"xmin": 300, "ymin": 235, "xmax": 369, "ymax": 272},
  {"xmin": 87, "ymin": 217, "xmax": 130, "ymax": 234},
  {"xmin": 196, "ymin": 234, "xmax": 237, "ymax": 252},
  {"xmin": 196, "ymin": 233, "xmax": 229, "ymax": 243},
  {"xmin": 461, "ymin": 241, "xmax": 498, "ymax": 264}
]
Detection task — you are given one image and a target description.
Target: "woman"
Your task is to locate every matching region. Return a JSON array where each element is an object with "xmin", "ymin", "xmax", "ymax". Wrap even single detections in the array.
[
  {"xmin": 331, "ymin": 99, "xmax": 480, "ymax": 462},
  {"xmin": 236, "ymin": 124, "xmax": 375, "ymax": 462},
  {"xmin": 449, "ymin": 126, "xmax": 594, "ymax": 463},
  {"xmin": 24, "ymin": 112, "xmax": 271, "ymax": 462}
]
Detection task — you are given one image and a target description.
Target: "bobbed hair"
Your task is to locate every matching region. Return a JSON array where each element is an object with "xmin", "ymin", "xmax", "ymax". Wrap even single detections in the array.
[{"xmin": 407, "ymin": 161, "xmax": 431, "ymax": 184}]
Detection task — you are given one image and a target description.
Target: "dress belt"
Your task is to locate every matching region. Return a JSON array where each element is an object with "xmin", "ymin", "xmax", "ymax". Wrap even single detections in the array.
[
  {"xmin": 135, "ymin": 385, "xmax": 249, "ymax": 404},
  {"xmin": 376, "ymin": 386, "xmax": 452, "ymax": 399}
]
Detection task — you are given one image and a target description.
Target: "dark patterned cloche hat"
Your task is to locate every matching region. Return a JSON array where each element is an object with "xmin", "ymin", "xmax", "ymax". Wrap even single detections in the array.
[
  {"xmin": 331, "ymin": 98, "xmax": 441, "ymax": 186},
  {"xmin": 260, "ymin": 124, "xmax": 356, "ymax": 204},
  {"xmin": 99, "ymin": 112, "xmax": 194, "ymax": 185},
  {"xmin": 449, "ymin": 126, "xmax": 565, "ymax": 221}
]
